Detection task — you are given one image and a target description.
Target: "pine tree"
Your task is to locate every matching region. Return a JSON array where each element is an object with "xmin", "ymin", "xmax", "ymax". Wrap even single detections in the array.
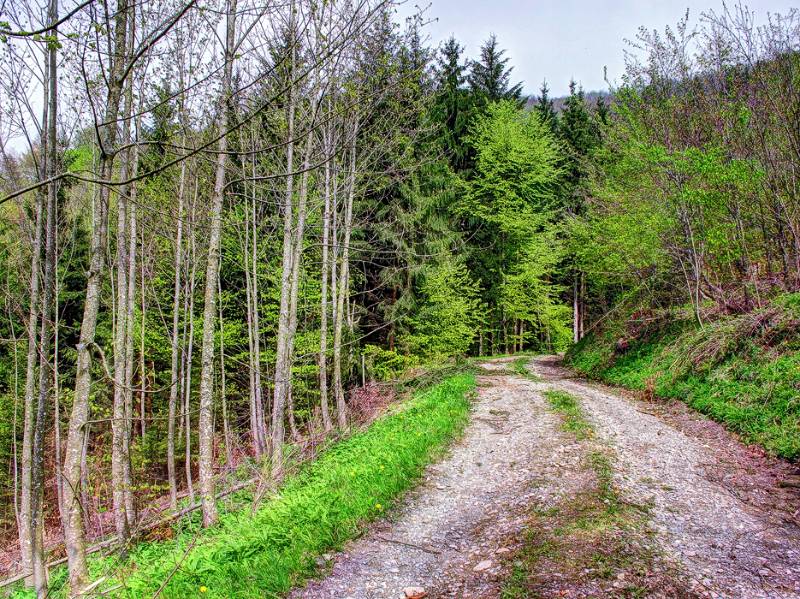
[{"xmin": 467, "ymin": 34, "xmax": 523, "ymax": 105}]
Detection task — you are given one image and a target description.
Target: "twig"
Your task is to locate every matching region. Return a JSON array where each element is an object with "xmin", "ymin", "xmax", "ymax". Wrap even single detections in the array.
[{"xmin": 375, "ymin": 535, "xmax": 441, "ymax": 554}]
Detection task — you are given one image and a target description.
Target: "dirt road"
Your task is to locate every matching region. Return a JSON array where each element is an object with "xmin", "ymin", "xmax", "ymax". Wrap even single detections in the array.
[{"xmin": 292, "ymin": 357, "xmax": 800, "ymax": 598}]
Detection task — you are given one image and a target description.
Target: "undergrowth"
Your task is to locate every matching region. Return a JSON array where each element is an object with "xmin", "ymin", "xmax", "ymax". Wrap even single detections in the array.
[
  {"xmin": 19, "ymin": 373, "xmax": 475, "ymax": 598},
  {"xmin": 566, "ymin": 293, "xmax": 800, "ymax": 460}
]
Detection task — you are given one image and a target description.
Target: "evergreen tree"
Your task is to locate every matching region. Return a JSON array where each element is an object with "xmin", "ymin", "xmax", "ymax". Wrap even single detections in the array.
[
  {"xmin": 467, "ymin": 34, "xmax": 523, "ymax": 105},
  {"xmin": 558, "ymin": 80, "xmax": 601, "ymax": 214},
  {"xmin": 432, "ymin": 37, "xmax": 471, "ymax": 170},
  {"xmin": 535, "ymin": 80, "xmax": 558, "ymax": 134}
]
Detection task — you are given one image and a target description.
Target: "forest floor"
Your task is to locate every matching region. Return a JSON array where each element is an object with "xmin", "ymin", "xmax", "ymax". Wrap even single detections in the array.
[{"xmin": 291, "ymin": 356, "xmax": 800, "ymax": 599}]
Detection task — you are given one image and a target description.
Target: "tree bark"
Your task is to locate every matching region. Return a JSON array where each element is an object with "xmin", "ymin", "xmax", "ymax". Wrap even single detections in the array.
[
  {"xmin": 333, "ymin": 117, "xmax": 358, "ymax": 429},
  {"xmin": 63, "ymin": 0, "xmax": 130, "ymax": 591},
  {"xmin": 197, "ymin": 0, "xmax": 237, "ymax": 527},
  {"xmin": 318, "ymin": 121, "xmax": 333, "ymax": 432},
  {"xmin": 167, "ymin": 155, "xmax": 187, "ymax": 510},
  {"xmin": 270, "ymin": 4, "xmax": 298, "ymax": 482}
]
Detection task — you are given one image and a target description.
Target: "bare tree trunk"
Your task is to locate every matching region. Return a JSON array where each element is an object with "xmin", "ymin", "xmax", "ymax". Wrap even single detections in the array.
[
  {"xmin": 30, "ymin": 16, "xmax": 59, "ymax": 588},
  {"xmin": 579, "ymin": 272, "xmax": 586, "ymax": 339},
  {"xmin": 270, "ymin": 5, "xmax": 298, "ymax": 481},
  {"xmin": 318, "ymin": 123, "xmax": 333, "ymax": 432},
  {"xmin": 573, "ymin": 273, "xmax": 579, "ymax": 344},
  {"xmin": 111, "ymin": 87, "xmax": 133, "ymax": 552},
  {"xmin": 167, "ymin": 156, "xmax": 187, "ymax": 510},
  {"xmin": 124, "ymin": 161, "xmax": 139, "ymax": 527},
  {"xmin": 138, "ymin": 211, "xmax": 146, "ymax": 440},
  {"xmin": 197, "ymin": 0, "xmax": 237, "ymax": 527},
  {"xmin": 63, "ymin": 0, "xmax": 130, "ymax": 586},
  {"xmin": 19, "ymin": 154, "xmax": 43, "ymax": 593},
  {"xmin": 282, "ymin": 127, "xmax": 316, "ymax": 440},
  {"xmin": 333, "ymin": 117, "xmax": 358, "ymax": 429},
  {"xmin": 184, "ymin": 228, "xmax": 197, "ymax": 504},
  {"xmin": 245, "ymin": 135, "xmax": 266, "ymax": 457}
]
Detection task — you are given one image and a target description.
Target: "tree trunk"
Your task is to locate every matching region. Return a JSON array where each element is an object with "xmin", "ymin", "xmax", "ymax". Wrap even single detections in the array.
[
  {"xmin": 318, "ymin": 124, "xmax": 333, "ymax": 432},
  {"xmin": 270, "ymin": 7, "xmax": 298, "ymax": 482},
  {"xmin": 197, "ymin": 0, "xmax": 236, "ymax": 527},
  {"xmin": 333, "ymin": 117, "xmax": 358, "ymax": 429},
  {"xmin": 63, "ymin": 0, "xmax": 129, "ymax": 591},
  {"xmin": 167, "ymin": 156, "xmax": 186, "ymax": 510}
]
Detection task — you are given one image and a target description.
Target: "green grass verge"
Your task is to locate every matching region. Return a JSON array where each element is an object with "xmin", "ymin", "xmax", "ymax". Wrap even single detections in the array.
[
  {"xmin": 21, "ymin": 373, "xmax": 475, "ymax": 599},
  {"xmin": 508, "ymin": 357, "xmax": 541, "ymax": 381},
  {"xmin": 566, "ymin": 295, "xmax": 800, "ymax": 460}
]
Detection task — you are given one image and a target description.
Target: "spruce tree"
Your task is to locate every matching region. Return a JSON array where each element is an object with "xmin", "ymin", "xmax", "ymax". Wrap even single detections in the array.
[
  {"xmin": 559, "ymin": 80, "xmax": 600, "ymax": 214},
  {"xmin": 467, "ymin": 34, "xmax": 523, "ymax": 105},
  {"xmin": 535, "ymin": 80, "xmax": 558, "ymax": 134},
  {"xmin": 432, "ymin": 36, "xmax": 471, "ymax": 170}
]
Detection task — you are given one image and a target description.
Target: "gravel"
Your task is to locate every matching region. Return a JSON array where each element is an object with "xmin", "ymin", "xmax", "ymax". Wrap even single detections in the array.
[
  {"xmin": 529, "ymin": 355, "xmax": 800, "ymax": 599},
  {"xmin": 293, "ymin": 356, "xmax": 800, "ymax": 598},
  {"xmin": 292, "ymin": 359, "xmax": 584, "ymax": 598}
]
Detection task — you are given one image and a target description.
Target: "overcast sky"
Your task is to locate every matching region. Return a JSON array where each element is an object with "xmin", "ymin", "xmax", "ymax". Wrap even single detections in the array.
[{"xmin": 396, "ymin": 0, "xmax": 798, "ymax": 97}]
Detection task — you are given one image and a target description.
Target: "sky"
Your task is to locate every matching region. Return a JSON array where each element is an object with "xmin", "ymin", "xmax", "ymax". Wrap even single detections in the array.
[{"xmin": 395, "ymin": 0, "xmax": 799, "ymax": 97}]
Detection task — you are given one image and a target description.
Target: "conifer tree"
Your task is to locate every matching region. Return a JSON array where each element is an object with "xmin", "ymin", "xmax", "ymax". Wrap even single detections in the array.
[
  {"xmin": 535, "ymin": 80, "xmax": 558, "ymax": 134},
  {"xmin": 467, "ymin": 34, "xmax": 523, "ymax": 105},
  {"xmin": 432, "ymin": 37, "xmax": 471, "ymax": 170}
]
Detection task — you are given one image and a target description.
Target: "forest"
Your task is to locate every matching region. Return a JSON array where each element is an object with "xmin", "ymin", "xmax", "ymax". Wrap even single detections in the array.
[{"xmin": 1, "ymin": 0, "xmax": 800, "ymax": 596}]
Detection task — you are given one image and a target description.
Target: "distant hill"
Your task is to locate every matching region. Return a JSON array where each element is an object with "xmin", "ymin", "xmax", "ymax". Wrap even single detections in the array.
[{"xmin": 525, "ymin": 90, "xmax": 612, "ymax": 113}]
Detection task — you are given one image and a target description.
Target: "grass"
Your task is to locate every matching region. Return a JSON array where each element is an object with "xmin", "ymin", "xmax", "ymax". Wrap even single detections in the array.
[
  {"xmin": 502, "ymin": 390, "xmax": 687, "ymax": 598},
  {"xmin": 19, "ymin": 373, "xmax": 475, "ymax": 599},
  {"xmin": 566, "ymin": 295, "xmax": 800, "ymax": 459},
  {"xmin": 508, "ymin": 356, "xmax": 541, "ymax": 381},
  {"xmin": 545, "ymin": 390, "xmax": 592, "ymax": 439}
]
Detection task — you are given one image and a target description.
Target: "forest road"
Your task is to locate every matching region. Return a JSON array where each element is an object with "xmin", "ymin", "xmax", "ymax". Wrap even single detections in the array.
[{"xmin": 291, "ymin": 356, "xmax": 800, "ymax": 599}]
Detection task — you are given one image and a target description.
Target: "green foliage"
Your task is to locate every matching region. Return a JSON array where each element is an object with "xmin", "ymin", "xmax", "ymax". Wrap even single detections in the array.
[
  {"xmin": 460, "ymin": 100, "xmax": 568, "ymax": 350},
  {"xmin": 467, "ymin": 34, "xmax": 523, "ymax": 105},
  {"xmin": 362, "ymin": 345, "xmax": 419, "ymax": 381},
  {"xmin": 403, "ymin": 259, "xmax": 483, "ymax": 360},
  {"xmin": 465, "ymin": 100, "xmax": 560, "ymax": 223},
  {"xmin": 95, "ymin": 374, "xmax": 475, "ymax": 598}
]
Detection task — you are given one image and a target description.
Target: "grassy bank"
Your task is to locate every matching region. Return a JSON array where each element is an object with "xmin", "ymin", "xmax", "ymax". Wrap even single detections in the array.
[
  {"xmin": 566, "ymin": 294, "xmax": 800, "ymax": 460},
  {"xmin": 23, "ymin": 373, "xmax": 475, "ymax": 598}
]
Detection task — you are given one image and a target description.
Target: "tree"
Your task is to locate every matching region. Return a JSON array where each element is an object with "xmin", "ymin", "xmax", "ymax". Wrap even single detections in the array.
[
  {"xmin": 467, "ymin": 34, "xmax": 523, "ymax": 105},
  {"xmin": 462, "ymin": 100, "xmax": 563, "ymax": 351},
  {"xmin": 534, "ymin": 80, "xmax": 558, "ymax": 134},
  {"xmin": 432, "ymin": 37, "xmax": 471, "ymax": 170},
  {"xmin": 403, "ymin": 259, "xmax": 482, "ymax": 359}
]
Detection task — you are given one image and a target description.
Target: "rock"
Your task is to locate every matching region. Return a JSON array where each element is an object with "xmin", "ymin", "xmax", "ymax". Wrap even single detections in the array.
[
  {"xmin": 403, "ymin": 586, "xmax": 427, "ymax": 598},
  {"xmin": 496, "ymin": 547, "xmax": 511, "ymax": 554},
  {"xmin": 473, "ymin": 560, "xmax": 492, "ymax": 572}
]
